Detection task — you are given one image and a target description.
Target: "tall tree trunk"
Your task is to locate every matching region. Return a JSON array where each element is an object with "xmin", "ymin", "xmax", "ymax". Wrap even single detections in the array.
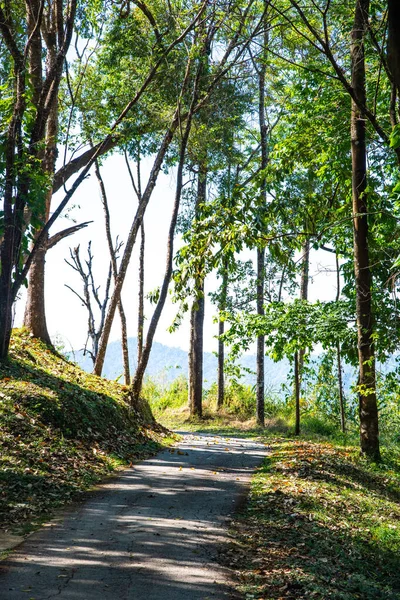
[
  {"xmin": 217, "ymin": 265, "xmax": 228, "ymax": 410},
  {"xmin": 23, "ymin": 90, "xmax": 58, "ymax": 346},
  {"xmin": 137, "ymin": 223, "xmax": 145, "ymax": 364},
  {"xmin": 189, "ymin": 166, "xmax": 207, "ymax": 418},
  {"xmin": 335, "ymin": 252, "xmax": 346, "ymax": 433},
  {"xmin": 217, "ymin": 316, "xmax": 225, "ymax": 409},
  {"xmin": 256, "ymin": 6, "xmax": 269, "ymax": 427},
  {"xmin": 298, "ymin": 237, "xmax": 310, "ymax": 375},
  {"xmin": 23, "ymin": 243, "xmax": 51, "ymax": 344},
  {"xmin": 256, "ymin": 248, "xmax": 265, "ymax": 427},
  {"xmin": 294, "ymin": 351, "xmax": 300, "ymax": 436},
  {"xmin": 351, "ymin": 0, "xmax": 380, "ymax": 460},
  {"xmin": 119, "ymin": 303, "xmax": 130, "ymax": 385},
  {"xmin": 293, "ymin": 237, "xmax": 310, "ymax": 435},
  {"xmin": 94, "ymin": 159, "xmax": 130, "ymax": 385}
]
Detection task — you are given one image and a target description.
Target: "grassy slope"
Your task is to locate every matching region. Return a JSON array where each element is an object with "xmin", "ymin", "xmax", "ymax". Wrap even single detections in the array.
[
  {"xmin": 153, "ymin": 405, "xmax": 400, "ymax": 600},
  {"xmin": 230, "ymin": 438, "xmax": 400, "ymax": 600},
  {"xmin": 0, "ymin": 329, "xmax": 172, "ymax": 535}
]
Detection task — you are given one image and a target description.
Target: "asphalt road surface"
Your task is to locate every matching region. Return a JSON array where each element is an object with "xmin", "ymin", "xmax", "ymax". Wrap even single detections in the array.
[{"xmin": 0, "ymin": 433, "xmax": 266, "ymax": 600}]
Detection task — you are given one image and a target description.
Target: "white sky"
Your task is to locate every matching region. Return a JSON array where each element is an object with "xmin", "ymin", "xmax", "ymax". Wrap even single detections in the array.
[{"xmin": 14, "ymin": 152, "xmax": 339, "ymax": 356}]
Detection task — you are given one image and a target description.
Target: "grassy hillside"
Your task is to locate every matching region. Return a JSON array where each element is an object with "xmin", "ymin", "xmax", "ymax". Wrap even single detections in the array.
[{"xmin": 0, "ymin": 329, "xmax": 172, "ymax": 535}]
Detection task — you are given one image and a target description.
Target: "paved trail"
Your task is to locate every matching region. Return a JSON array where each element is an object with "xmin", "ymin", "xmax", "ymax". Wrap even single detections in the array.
[{"xmin": 0, "ymin": 433, "xmax": 266, "ymax": 600}]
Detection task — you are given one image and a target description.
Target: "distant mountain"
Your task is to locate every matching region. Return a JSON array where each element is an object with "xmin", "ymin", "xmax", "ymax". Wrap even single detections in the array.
[
  {"xmin": 73, "ymin": 337, "xmax": 371, "ymax": 397},
  {"xmin": 73, "ymin": 337, "xmax": 291, "ymax": 391}
]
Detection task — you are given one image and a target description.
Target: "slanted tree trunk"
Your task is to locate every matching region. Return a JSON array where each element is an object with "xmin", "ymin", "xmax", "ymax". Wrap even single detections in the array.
[
  {"xmin": 131, "ymin": 121, "xmax": 195, "ymax": 403},
  {"xmin": 335, "ymin": 252, "xmax": 346, "ymax": 433},
  {"xmin": 189, "ymin": 166, "xmax": 207, "ymax": 418},
  {"xmin": 351, "ymin": 0, "xmax": 380, "ymax": 460},
  {"xmin": 124, "ymin": 147, "xmax": 145, "ymax": 366},
  {"xmin": 138, "ymin": 224, "xmax": 145, "ymax": 364}
]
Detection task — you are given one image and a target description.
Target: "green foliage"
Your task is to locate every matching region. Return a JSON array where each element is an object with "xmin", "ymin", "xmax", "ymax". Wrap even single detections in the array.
[
  {"xmin": 144, "ymin": 374, "xmax": 188, "ymax": 414},
  {"xmin": 390, "ymin": 124, "xmax": 400, "ymax": 150},
  {"xmin": 223, "ymin": 299, "xmax": 355, "ymax": 363}
]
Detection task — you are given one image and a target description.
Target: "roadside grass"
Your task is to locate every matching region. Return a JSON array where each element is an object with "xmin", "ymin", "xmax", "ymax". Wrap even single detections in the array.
[
  {"xmin": 226, "ymin": 438, "xmax": 400, "ymax": 600},
  {"xmin": 0, "ymin": 329, "xmax": 174, "ymax": 537}
]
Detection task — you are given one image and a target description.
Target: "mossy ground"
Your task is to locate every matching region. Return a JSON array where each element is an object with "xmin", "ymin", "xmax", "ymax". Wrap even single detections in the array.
[{"xmin": 0, "ymin": 329, "xmax": 174, "ymax": 537}]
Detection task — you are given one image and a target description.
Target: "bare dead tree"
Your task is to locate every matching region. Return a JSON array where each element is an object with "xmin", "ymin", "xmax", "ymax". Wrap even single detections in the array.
[{"xmin": 65, "ymin": 240, "xmax": 122, "ymax": 364}]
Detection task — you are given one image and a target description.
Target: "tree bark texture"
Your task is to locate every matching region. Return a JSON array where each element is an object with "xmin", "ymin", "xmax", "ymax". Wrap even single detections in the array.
[
  {"xmin": 256, "ymin": 6, "xmax": 269, "ymax": 427},
  {"xmin": 217, "ymin": 265, "xmax": 228, "ymax": 410},
  {"xmin": 335, "ymin": 252, "xmax": 346, "ymax": 433},
  {"xmin": 189, "ymin": 283, "xmax": 205, "ymax": 418},
  {"xmin": 294, "ymin": 351, "xmax": 300, "ymax": 436},
  {"xmin": 351, "ymin": 0, "xmax": 380, "ymax": 460},
  {"xmin": 23, "ymin": 243, "xmax": 51, "ymax": 344},
  {"xmin": 189, "ymin": 167, "xmax": 207, "ymax": 418}
]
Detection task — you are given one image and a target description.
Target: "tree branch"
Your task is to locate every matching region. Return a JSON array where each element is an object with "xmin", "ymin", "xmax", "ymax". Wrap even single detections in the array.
[{"xmin": 47, "ymin": 221, "xmax": 93, "ymax": 250}]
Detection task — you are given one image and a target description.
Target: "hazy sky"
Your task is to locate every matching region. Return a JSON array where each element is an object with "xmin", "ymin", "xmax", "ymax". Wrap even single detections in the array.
[{"xmin": 14, "ymin": 151, "xmax": 339, "ymax": 356}]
